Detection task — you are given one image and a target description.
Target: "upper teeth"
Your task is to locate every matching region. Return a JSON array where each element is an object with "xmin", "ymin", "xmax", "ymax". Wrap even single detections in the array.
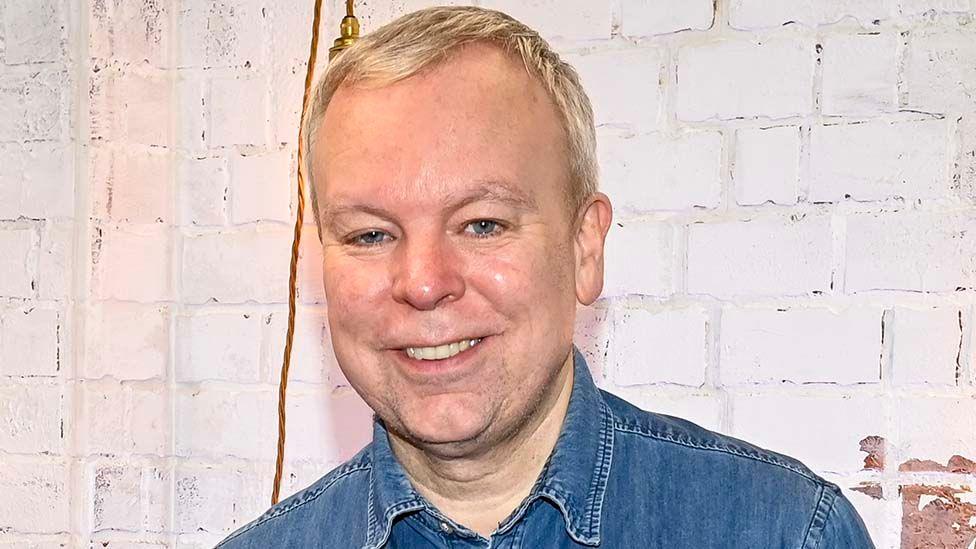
[{"xmin": 407, "ymin": 338, "xmax": 482, "ymax": 360}]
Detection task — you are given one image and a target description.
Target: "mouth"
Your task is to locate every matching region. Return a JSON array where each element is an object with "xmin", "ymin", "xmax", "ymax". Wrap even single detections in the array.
[{"xmin": 404, "ymin": 337, "xmax": 484, "ymax": 361}]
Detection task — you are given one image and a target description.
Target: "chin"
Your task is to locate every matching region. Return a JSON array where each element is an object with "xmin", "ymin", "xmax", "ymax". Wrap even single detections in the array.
[{"xmin": 395, "ymin": 393, "xmax": 495, "ymax": 447}]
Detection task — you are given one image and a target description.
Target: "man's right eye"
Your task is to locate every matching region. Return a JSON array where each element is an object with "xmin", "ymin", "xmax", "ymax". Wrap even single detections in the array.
[{"xmin": 351, "ymin": 230, "xmax": 390, "ymax": 246}]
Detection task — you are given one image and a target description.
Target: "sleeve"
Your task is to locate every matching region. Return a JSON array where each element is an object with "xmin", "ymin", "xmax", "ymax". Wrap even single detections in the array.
[{"xmin": 816, "ymin": 489, "xmax": 876, "ymax": 549}]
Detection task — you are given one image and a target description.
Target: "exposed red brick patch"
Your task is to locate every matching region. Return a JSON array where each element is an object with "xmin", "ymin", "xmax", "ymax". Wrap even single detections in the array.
[
  {"xmin": 901, "ymin": 485, "xmax": 976, "ymax": 548},
  {"xmin": 900, "ymin": 455, "xmax": 976, "ymax": 474},
  {"xmin": 851, "ymin": 482, "xmax": 883, "ymax": 500},
  {"xmin": 859, "ymin": 435, "xmax": 886, "ymax": 470}
]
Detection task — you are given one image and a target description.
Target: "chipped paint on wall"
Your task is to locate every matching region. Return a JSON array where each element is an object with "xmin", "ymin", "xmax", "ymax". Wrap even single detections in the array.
[{"xmin": 901, "ymin": 485, "xmax": 976, "ymax": 549}]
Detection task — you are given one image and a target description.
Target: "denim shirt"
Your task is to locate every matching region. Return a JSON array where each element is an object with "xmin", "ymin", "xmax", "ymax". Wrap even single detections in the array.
[{"xmin": 218, "ymin": 348, "xmax": 874, "ymax": 548}]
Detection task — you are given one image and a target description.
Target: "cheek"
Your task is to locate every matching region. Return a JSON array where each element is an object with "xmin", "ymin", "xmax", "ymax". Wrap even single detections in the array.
[
  {"xmin": 465, "ymin": 237, "xmax": 574, "ymax": 311},
  {"xmin": 323, "ymin": 256, "xmax": 390, "ymax": 324}
]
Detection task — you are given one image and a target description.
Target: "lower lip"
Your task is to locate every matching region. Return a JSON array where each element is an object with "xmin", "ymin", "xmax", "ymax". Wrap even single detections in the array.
[{"xmin": 393, "ymin": 338, "xmax": 489, "ymax": 379}]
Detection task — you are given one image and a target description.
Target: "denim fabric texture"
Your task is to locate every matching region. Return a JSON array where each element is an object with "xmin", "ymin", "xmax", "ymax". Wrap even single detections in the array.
[{"xmin": 218, "ymin": 347, "xmax": 875, "ymax": 548}]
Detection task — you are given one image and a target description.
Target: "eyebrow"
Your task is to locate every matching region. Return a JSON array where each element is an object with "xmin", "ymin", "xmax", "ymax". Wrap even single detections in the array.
[{"xmin": 320, "ymin": 179, "xmax": 538, "ymax": 228}]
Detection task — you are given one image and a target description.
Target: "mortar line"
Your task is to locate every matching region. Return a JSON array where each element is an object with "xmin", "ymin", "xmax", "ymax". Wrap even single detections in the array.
[
  {"xmin": 67, "ymin": 0, "xmax": 92, "ymax": 541},
  {"xmin": 167, "ymin": 0, "xmax": 182, "ymax": 542}
]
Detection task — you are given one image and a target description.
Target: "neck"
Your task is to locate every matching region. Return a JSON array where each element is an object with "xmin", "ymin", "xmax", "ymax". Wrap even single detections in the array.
[{"xmin": 388, "ymin": 353, "xmax": 576, "ymax": 537}]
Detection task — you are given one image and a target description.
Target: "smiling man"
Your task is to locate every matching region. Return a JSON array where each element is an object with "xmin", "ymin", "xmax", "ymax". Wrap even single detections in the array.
[{"xmin": 218, "ymin": 6, "xmax": 873, "ymax": 548}]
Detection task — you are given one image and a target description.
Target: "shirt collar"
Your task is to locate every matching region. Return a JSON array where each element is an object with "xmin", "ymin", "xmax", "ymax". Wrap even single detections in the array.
[{"xmin": 364, "ymin": 346, "xmax": 614, "ymax": 547}]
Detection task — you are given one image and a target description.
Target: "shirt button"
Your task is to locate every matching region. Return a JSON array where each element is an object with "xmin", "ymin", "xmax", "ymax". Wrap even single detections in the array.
[{"xmin": 439, "ymin": 521, "xmax": 454, "ymax": 534}]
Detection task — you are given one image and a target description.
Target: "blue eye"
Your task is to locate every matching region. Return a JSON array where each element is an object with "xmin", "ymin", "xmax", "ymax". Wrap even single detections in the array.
[
  {"xmin": 466, "ymin": 220, "xmax": 502, "ymax": 237},
  {"xmin": 354, "ymin": 230, "xmax": 389, "ymax": 246}
]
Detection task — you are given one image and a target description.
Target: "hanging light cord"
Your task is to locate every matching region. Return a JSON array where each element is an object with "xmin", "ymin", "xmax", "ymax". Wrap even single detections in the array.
[{"xmin": 273, "ymin": 0, "xmax": 325, "ymax": 506}]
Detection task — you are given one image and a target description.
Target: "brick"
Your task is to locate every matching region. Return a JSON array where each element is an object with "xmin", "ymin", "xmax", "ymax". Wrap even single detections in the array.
[
  {"xmin": 732, "ymin": 393, "xmax": 884, "ymax": 473},
  {"xmin": 563, "ymin": 47, "xmax": 664, "ymax": 132},
  {"xmin": 230, "ymin": 150, "xmax": 292, "ymax": 224},
  {"xmin": 896, "ymin": 397, "xmax": 976, "ymax": 466},
  {"xmin": 0, "ymin": 142, "xmax": 74, "ymax": 220},
  {"xmin": 733, "ymin": 126, "xmax": 800, "ymax": 206},
  {"xmin": 262, "ymin": 308, "xmax": 340, "ymax": 385},
  {"xmin": 174, "ymin": 464, "xmax": 265, "ymax": 534},
  {"xmin": 181, "ymin": 228, "xmax": 291, "ymax": 304},
  {"xmin": 2, "ymin": 0, "xmax": 64, "ymax": 64},
  {"xmin": 721, "ymin": 307, "xmax": 882, "ymax": 385},
  {"xmin": 90, "ymin": 146, "xmax": 172, "ymax": 224},
  {"xmin": 688, "ymin": 216, "xmax": 832, "ymax": 297},
  {"xmin": 905, "ymin": 28, "xmax": 976, "ymax": 114},
  {"xmin": 89, "ymin": 0, "xmax": 170, "ymax": 66},
  {"xmin": 0, "ymin": 383, "xmax": 63, "ymax": 453},
  {"xmin": 298, "ymin": 224, "xmax": 326, "ymax": 304},
  {"xmin": 892, "ymin": 308, "xmax": 962, "ymax": 385},
  {"xmin": 602, "ymin": 220, "xmax": 675, "ymax": 298},
  {"xmin": 175, "ymin": 389, "xmax": 275, "ymax": 460},
  {"xmin": 92, "ymin": 226, "xmax": 172, "ymax": 302},
  {"xmin": 809, "ymin": 119, "xmax": 949, "ymax": 202},
  {"xmin": 0, "ymin": 457, "xmax": 69, "ymax": 533},
  {"xmin": 267, "ymin": 4, "xmax": 315, "ymax": 64},
  {"xmin": 599, "ymin": 130, "xmax": 722, "ymax": 213},
  {"xmin": 821, "ymin": 33, "xmax": 899, "ymax": 115},
  {"xmin": 37, "ymin": 222, "xmax": 72, "ymax": 300},
  {"xmin": 176, "ymin": 74, "xmax": 207, "ymax": 154},
  {"xmin": 0, "ymin": 228, "xmax": 34, "ymax": 298},
  {"xmin": 574, "ymin": 303, "xmax": 611, "ymax": 381},
  {"xmin": 176, "ymin": 310, "xmax": 262, "ymax": 383},
  {"xmin": 606, "ymin": 389, "xmax": 723, "ymax": 432},
  {"xmin": 959, "ymin": 114, "xmax": 976, "ymax": 205},
  {"xmin": 840, "ymin": 483, "xmax": 889, "ymax": 548},
  {"xmin": 178, "ymin": 155, "xmax": 228, "ymax": 226},
  {"xmin": 78, "ymin": 381, "xmax": 126, "ymax": 454},
  {"xmin": 209, "ymin": 76, "xmax": 268, "ymax": 148},
  {"xmin": 86, "ymin": 303, "xmax": 169, "ymax": 380},
  {"xmin": 609, "ymin": 306, "xmax": 708, "ymax": 387},
  {"xmin": 0, "ymin": 307, "xmax": 60, "ymax": 377},
  {"xmin": 620, "ymin": 0, "xmax": 714, "ymax": 36},
  {"xmin": 0, "ymin": 68, "xmax": 65, "ymax": 142},
  {"xmin": 91, "ymin": 464, "xmax": 142, "ymax": 531},
  {"xmin": 90, "ymin": 64, "xmax": 170, "ymax": 145},
  {"xmin": 676, "ymin": 38, "xmax": 814, "ymax": 121},
  {"xmin": 177, "ymin": 0, "xmax": 264, "ymax": 69},
  {"xmin": 897, "ymin": 0, "xmax": 976, "ymax": 16},
  {"xmin": 728, "ymin": 0, "xmax": 888, "ymax": 29},
  {"xmin": 283, "ymin": 388, "xmax": 374, "ymax": 462},
  {"xmin": 846, "ymin": 210, "xmax": 976, "ymax": 292},
  {"xmin": 479, "ymin": 0, "xmax": 613, "ymax": 41},
  {"xmin": 270, "ymin": 64, "xmax": 306, "ymax": 147},
  {"xmin": 128, "ymin": 385, "xmax": 169, "ymax": 456},
  {"xmin": 327, "ymin": 0, "xmax": 478, "ymax": 34}
]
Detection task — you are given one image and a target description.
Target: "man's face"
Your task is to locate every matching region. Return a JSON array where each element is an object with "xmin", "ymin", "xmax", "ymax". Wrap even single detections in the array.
[{"xmin": 313, "ymin": 44, "xmax": 600, "ymax": 455}]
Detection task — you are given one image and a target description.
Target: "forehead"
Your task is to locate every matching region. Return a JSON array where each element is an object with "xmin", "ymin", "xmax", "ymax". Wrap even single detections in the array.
[{"xmin": 313, "ymin": 43, "xmax": 569, "ymax": 211}]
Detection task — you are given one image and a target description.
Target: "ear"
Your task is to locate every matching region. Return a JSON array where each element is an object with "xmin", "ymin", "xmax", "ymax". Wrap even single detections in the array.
[{"xmin": 573, "ymin": 192, "xmax": 613, "ymax": 306}]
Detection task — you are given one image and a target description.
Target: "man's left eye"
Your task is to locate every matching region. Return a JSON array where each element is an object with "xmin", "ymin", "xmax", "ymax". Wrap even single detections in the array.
[{"xmin": 465, "ymin": 220, "xmax": 503, "ymax": 237}]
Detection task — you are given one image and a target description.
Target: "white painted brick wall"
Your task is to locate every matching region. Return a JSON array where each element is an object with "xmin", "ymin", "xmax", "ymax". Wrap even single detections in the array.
[
  {"xmin": 676, "ymin": 38, "xmax": 815, "ymax": 121},
  {"xmin": 733, "ymin": 125, "xmax": 801, "ymax": 205},
  {"xmin": 721, "ymin": 306, "xmax": 882, "ymax": 385},
  {"xmin": 809, "ymin": 119, "xmax": 949, "ymax": 202},
  {"xmin": 687, "ymin": 216, "xmax": 833, "ymax": 297},
  {"xmin": 821, "ymin": 33, "xmax": 899, "ymax": 116},
  {"xmin": 1, "ymin": 0, "xmax": 974, "ymax": 547},
  {"xmin": 890, "ymin": 307, "xmax": 961, "ymax": 385}
]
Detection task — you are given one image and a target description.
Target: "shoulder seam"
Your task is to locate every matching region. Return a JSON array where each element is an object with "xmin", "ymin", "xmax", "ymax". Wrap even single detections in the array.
[
  {"xmin": 216, "ymin": 463, "xmax": 372, "ymax": 547},
  {"xmin": 802, "ymin": 483, "xmax": 840, "ymax": 549},
  {"xmin": 612, "ymin": 420, "xmax": 822, "ymax": 485}
]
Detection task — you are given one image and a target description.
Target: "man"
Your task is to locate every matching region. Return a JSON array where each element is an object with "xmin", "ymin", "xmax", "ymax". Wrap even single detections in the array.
[{"xmin": 219, "ymin": 6, "xmax": 873, "ymax": 548}]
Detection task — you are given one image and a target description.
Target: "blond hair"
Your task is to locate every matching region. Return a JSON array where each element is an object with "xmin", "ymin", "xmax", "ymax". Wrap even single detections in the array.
[{"xmin": 302, "ymin": 6, "xmax": 597, "ymax": 235}]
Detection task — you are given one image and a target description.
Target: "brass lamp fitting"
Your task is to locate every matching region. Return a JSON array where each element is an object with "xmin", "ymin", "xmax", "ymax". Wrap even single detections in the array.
[{"xmin": 329, "ymin": 0, "xmax": 361, "ymax": 60}]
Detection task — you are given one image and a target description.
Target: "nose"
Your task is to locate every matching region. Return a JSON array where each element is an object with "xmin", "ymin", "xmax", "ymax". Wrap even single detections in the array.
[{"xmin": 390, "ymin": 233, "xmax": 465, "ymax": 310}]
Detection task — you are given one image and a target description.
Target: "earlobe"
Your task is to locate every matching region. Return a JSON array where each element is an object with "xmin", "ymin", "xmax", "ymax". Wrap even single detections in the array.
[{"xmin": 574, "ymin": 193, "xmax": 613, "ymax": 305}]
